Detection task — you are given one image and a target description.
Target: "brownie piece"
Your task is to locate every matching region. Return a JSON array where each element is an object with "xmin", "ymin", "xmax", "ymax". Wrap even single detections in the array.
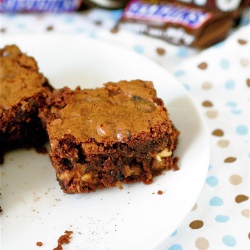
[
  {"xmin": 0, "ymin": 45, "xmax": 53, "ymax": 163},
  {"xmin": 40, "ymin": 80, "xmax": 179, "ymax": 193}
]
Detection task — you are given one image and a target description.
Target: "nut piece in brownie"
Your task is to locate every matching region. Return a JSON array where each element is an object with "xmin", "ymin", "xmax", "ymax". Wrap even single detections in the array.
[
  {"xmin": 0, "ymin": 45, "xmax": 53, "ymax": 163},
  {"xmin": 40, "ymin": 80, "xmax": 179, "ymax": 193}
]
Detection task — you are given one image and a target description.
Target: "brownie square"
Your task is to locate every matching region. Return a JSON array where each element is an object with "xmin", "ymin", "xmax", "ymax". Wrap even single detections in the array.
[
  {"xmin": 0, "ymin": 45, "xmax": 53, "ymax": 163},
  {"xmin": 40, "ymin": 80, "xmax": 179, "ymax": 193}
]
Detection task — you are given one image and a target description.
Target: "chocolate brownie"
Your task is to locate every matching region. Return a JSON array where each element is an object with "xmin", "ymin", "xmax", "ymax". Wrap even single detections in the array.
[
  {"xmin": 0, "ymin": 45, "xmax": 53, "ymax": 163},
  {"xmin": 40, "ymin": 80, "xmax": 179, "ymax": 193}
]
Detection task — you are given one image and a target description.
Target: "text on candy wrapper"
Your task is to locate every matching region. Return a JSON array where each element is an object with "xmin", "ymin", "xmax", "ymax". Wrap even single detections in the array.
[{"xmin": 123, "ymin": 0, "xmax": 213, "ymax": 29}]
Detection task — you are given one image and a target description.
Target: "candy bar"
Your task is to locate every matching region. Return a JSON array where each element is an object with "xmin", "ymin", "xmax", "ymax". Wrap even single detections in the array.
[
  {"xmin": 165, "ymin": 0, "xmax": 247, "ymax": 12},
  {"xmin": 116, "ymin": 0, "xmax": 234, "ymax": 48},
  {"xmin": 0, "ymin": 0, "xmax": 82, "ymax": 12}
]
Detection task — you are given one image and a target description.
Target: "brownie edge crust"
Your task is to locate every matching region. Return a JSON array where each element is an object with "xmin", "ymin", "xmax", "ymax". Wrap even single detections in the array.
[
  {"xmin": 0, "ymin": 45, "xmax": 53, "ymax": 163},
  {"xmin": 41, "ymin": 80, "xmax": 179, "ymax": 193}
]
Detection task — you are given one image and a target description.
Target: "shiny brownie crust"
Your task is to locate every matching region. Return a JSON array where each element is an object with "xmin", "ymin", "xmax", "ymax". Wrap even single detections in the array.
[{"xmin": 40, "ymin": 80, "xmax": 179, "ymax": 193}]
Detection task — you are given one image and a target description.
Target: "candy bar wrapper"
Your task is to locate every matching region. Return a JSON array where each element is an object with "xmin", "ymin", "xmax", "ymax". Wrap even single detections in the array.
[
  {"xmin": 167, "ymin": 0, "xmax": 250, "ymax": 21},
  {"xmin": 164, "ymin": 0, "xmax": 250, "ymax": 12},
  {"xmin": 0, "ymin": 0, "xmax": 83, "ymax": 12},
  {"xmin": 116, "ymin": 0, "xmax": 234, "ymax": 49}
]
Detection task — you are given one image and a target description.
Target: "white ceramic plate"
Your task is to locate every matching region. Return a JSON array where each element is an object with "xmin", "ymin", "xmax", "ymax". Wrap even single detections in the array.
[{"xmin": 0, "ymin": 34, "xmax": 209, "ymax": 250}]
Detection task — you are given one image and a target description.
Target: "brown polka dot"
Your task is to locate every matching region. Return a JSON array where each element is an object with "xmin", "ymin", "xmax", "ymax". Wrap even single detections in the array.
[
  {"xmin": 189, "ymin": 220, "xmax": 204, "ymax": 229},
  {"xmin": 247, "ymin": 79, "xmax": 250, "ymax": 88},
  {"xmin": 46, "ymin": 25, "xmax": 54, "ymax": 31},
  {"xmin": 229, "ymin": 174, "xmax": 242, "ymax": 185},
  {"xmin": 212, "ymin": 129, "xmax": 224, "ymax": 137},
  {"xmin": 0, "ymin": 27, "xmax": 6, "ymax": 33},
  {"xmin": 248, "ymin": 232, "xmax": 250, "ymax": 239},
  {"xmin": 241, "ymin": 209, "xmax": 250, "ymax": 218},
  {"xmin": 110, "ymin": 27, "xmax": 119, "ymax": 34},
  {"xmin": 217, "ymin": 139, "xmax": 230, "ymax": 148},
  {"xmin": 240, "ymin": 58, "xmax": 249, "ymax": 67},
  {"xmin": 202, "ymin": 81, "xmax": 213, "ymax": 89},
  {"xmin": 195, "ymin": 237, "xmax": 209, "ymax": 250},
  {"xmin": 235, "ymin": 194, "xmax": 249, "ymax": 203},
  {"xmin": 192, "ymin": 203, "xmax": 198, "ymax": 211},
  {"xmin": 94, "ymin": 20, "xmax": 102, "ymax": 26},
  {"xmin": 198, "ymin": 62, "xmax": 208, "ymax": 70},
  {"xmin": 202, "ymin": 100, "xmax": 213, "ymax": 107},
  {"xmin": 224, "ymin": 157, "xmax": 236, "ymax": 163},
  {"xmin": 206, "ymin": 110, "xmax": 218, "ymax": 119},
  {"xmin": 238, "ymin": 39, "xmax": 247, "ymax": 45},
  {"xmin": 156, "ymin": 47, "xmax": 166, "ymax": 56}
]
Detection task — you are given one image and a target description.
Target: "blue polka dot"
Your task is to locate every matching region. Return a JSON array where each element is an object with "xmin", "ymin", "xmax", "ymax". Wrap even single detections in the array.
[
  {"xmin": 174, "ymin": 70, "xmax": 186, "ymax": 77},
  {"xmin": 225, "ymin": 80, "xmax": 235, "ymax": 90},
  {"xmin": 183, "ymin": 83, "xmax": 190, "ymax": 90},
  {"xmin": 206, "ymin": 176, "xmax": 218, "ymax": 187},
  {"xmin": 177, "ymin": 47, "xmax": 188, "ymax": 57},
  {"xmin": 110, "ymin": 10, "xmax": 123, "ymax": 20},
  {"xmin": 231, "ymin": 109, "xmax": 242, "ymax": 115},
  {"xmin": 133, "ymin": 45, "xmax": 144, "ymax": 54},
  {"xmin": 171, "ymin": 230, "xmax": 177, "ymax": 237},
  {"xmin": 220, "ymin": 59, "xmax": 230, "ymax": 69},
  {"xmin": 240, "ymin": 16, "xmax": 250, "ymax": 25},
  {"xmin": 168, "ymin": 244, "xmax": 183, "ymax": 250},
  {"xmin": 236, "ymin": 125, "xmax": 248, "ymax": 135},
  {"xmin": 17, "ymin": 23, "xmax": 26, "ymax": 29},
  {"xmin": 208, "ymin": 165, "xmax": 213, "ymax": 170},
  {"xmin": 214, "ymin": 40, "xmax": 226, "ymax": 48},
  {"xmin": 222, "ymin": 235, "xmax": 236, "ymax": 247},
  {"xmin": 226, "ymin": 101, "xmax": 237, "ymax": 107},
  {"xmin": 5, "ymin": 13, "xmax": 15, "ymax": 18},
  {"xmin": 248, "ymin": 153, "xmax": 250, "ymax": 158},
  {"xmin": 210, "ymin": 196, "xmax": 223, "ymax": 206},
  {"xmin": 64, "ymin": 16, "xmax": 75, "ymax": 23},
  {"xmin": 88, "ymin": 31, "xmax": 97, "ymax": 39},
  {"xmin": 76, "ymin": 27, "xmax": 85, "ymax": 33},
  {"xmin": 215, "ymin": 215, "xmax": 229, "ymax": 223}
]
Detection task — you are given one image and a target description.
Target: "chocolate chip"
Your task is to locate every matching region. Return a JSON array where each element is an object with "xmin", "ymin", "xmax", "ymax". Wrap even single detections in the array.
[
  {"xmin": 61, "ymin": 158, "xmax": 73, "ymax": 170},
  {"xmin": 131, "ymin": 95, "xmax": 142, "ymax": 101},
  {"xmin": 126, "ymin": 132, "xmax": 131, "ymax": 139},
  {"xmin": 117, "ymin": 172, "xmax": 125, "ymax": 181}
]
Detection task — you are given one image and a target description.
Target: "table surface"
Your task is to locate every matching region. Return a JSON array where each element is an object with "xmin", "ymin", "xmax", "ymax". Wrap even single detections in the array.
[{"xmin": 0, "ymin": 6, "xmax": 250, "ymax": 250}]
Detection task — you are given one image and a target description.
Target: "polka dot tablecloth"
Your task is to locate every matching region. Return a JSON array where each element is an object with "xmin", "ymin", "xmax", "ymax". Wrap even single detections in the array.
[
  {"xmin": 168, "ymin": 25, "xmax": 250, "ymax": 250},
  {"xmin": 1, "ymin": 7, "xmax": 250, "ymax": 250}
]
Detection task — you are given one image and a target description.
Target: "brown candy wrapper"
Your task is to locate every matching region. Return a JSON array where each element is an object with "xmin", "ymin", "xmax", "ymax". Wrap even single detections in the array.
[
  {"xmin": 164, "ymin": 0, "xmax": 250, "ymax": 12},
  {"xmin": 116, "ymin": 0, "xmax": 249, "ymax": 48}
]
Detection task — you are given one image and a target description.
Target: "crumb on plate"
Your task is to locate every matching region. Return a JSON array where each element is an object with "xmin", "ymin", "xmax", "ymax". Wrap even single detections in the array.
[
  {"xmin": 36, "ymin": 241, "xmax": 43, "ymax": 247},
  {"xmin": 157, "ymin": 190, "xmax": 163, "ymax": 195},
  {"xmin": 53, "ymin": 230, "xmax": 73, "ymax": 250}
]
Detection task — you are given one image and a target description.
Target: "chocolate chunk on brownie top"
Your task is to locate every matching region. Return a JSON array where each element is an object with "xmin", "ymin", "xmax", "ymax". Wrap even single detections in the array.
[
  {"xmin": 41, "ymin": 80, "xmax": 179, "ymax": 193},
  {"xmin": 0, "ymin": 45, "xmax": 53, "ymax": 163}
]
